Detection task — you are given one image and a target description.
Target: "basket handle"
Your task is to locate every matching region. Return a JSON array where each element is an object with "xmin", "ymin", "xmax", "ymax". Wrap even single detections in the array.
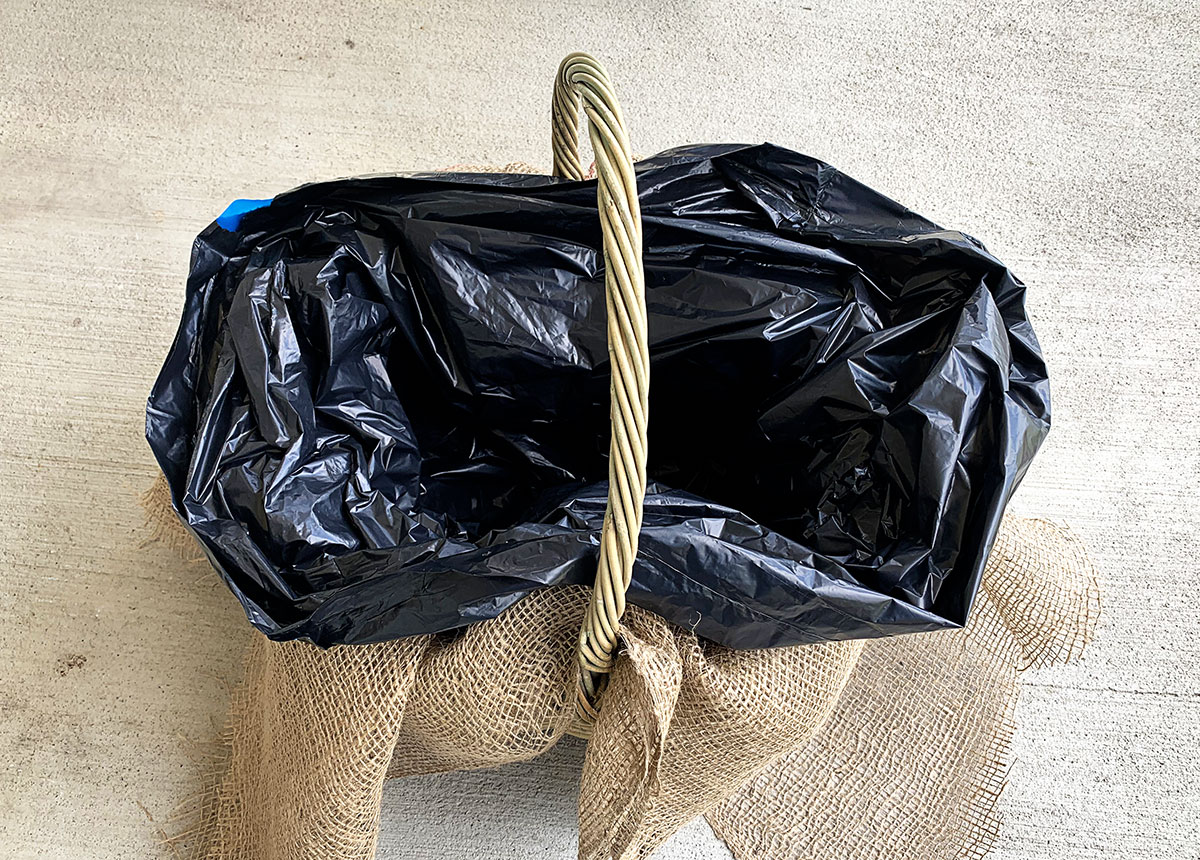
[{"xmin": 551, "ymin": 52, "xmax": 649, "ymax": 736}]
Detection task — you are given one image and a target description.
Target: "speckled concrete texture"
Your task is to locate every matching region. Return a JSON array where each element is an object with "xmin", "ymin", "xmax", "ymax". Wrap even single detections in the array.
[{"xmin": 0, "ymin": 1, "xmax": 1196, "ymax": 857}]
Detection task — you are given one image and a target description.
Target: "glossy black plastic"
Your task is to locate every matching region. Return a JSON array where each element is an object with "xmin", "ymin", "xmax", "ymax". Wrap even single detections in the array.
[{"xmin": 146, "ymin": 143, "xmax": 1050, "ymax": 648}]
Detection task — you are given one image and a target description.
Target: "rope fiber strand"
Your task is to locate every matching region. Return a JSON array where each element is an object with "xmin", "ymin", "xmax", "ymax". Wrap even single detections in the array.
[{"xmin": 551, "ymin": 52, "xmax": 649, "ymax": 738}]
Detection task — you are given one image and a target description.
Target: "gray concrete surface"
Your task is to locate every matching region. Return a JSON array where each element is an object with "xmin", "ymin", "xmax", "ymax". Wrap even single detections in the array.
[{"xmin": 1, "ymin": 0, "xmax": 1197, "ymax": 857}]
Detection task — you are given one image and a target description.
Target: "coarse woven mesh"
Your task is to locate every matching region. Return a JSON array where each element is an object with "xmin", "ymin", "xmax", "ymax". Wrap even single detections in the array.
[
  {"xmin": 147, "ymin": 470, "xmax": 1097, "ymax": 860},
  {"xmin": 707, "ymin": 516, "xmax": 1101, "ymax": 860}
]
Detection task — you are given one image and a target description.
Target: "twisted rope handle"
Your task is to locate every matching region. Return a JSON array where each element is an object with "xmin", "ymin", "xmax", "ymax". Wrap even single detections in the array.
[{"xmin": 551, "ymin": 53, "xmax": 649, "ymax": 736}]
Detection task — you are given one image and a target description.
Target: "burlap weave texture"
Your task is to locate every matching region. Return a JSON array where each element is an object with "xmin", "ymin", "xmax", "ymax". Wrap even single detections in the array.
[{"xmin": 145, "ymin": 471, "xmax": 1098, "ymax": 860}]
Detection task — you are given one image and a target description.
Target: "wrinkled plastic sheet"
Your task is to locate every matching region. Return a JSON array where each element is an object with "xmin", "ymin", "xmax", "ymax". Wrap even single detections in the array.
[{"xmin": 146, "ymin": 143, "xmax": 1050, "ymax": 649}]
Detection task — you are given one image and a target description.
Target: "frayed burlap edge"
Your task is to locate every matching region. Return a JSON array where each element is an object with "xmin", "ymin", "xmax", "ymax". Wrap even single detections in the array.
[{"xmin": 141, "ymin": 475, "xmax": 207, "ymax": 564}]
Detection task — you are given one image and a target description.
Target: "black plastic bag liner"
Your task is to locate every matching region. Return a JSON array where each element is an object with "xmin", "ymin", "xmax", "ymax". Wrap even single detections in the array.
[{"xmin": 147, "ymin": 143, "xmax": 1050, "ymax": 649}]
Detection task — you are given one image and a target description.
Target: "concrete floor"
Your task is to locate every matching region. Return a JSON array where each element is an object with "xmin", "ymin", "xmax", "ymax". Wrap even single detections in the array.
[{"xmin": 0, "ymin": 0, "xmax": 1197, "ymax": 857}]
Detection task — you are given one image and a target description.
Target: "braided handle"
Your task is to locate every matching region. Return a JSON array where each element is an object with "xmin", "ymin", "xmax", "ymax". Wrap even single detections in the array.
[{"xmin": 551, "ymin": 53, "xmax": 649, "ymax": 736}]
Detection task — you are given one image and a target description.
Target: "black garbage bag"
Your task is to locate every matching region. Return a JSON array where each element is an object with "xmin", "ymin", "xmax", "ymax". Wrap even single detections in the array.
[{"xmin": 146, "ymin": 143, "xmax": 1050, "ymax": 649}]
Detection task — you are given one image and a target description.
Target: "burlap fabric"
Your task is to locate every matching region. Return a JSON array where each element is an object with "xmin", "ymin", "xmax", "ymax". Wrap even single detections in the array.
[
  {"xmin": 709, "ymin": 517, "xmax": 1100, "ymax": 860},
  {"xmin": 145, "ymin": 474, "xmax": 1097, "ymax": 860}
]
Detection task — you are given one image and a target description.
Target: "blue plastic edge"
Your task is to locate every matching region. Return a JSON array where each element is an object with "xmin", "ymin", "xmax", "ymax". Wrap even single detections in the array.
[{"xmin": 216, "ymin": 198, "xmax": 273, "ymax": 231}]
